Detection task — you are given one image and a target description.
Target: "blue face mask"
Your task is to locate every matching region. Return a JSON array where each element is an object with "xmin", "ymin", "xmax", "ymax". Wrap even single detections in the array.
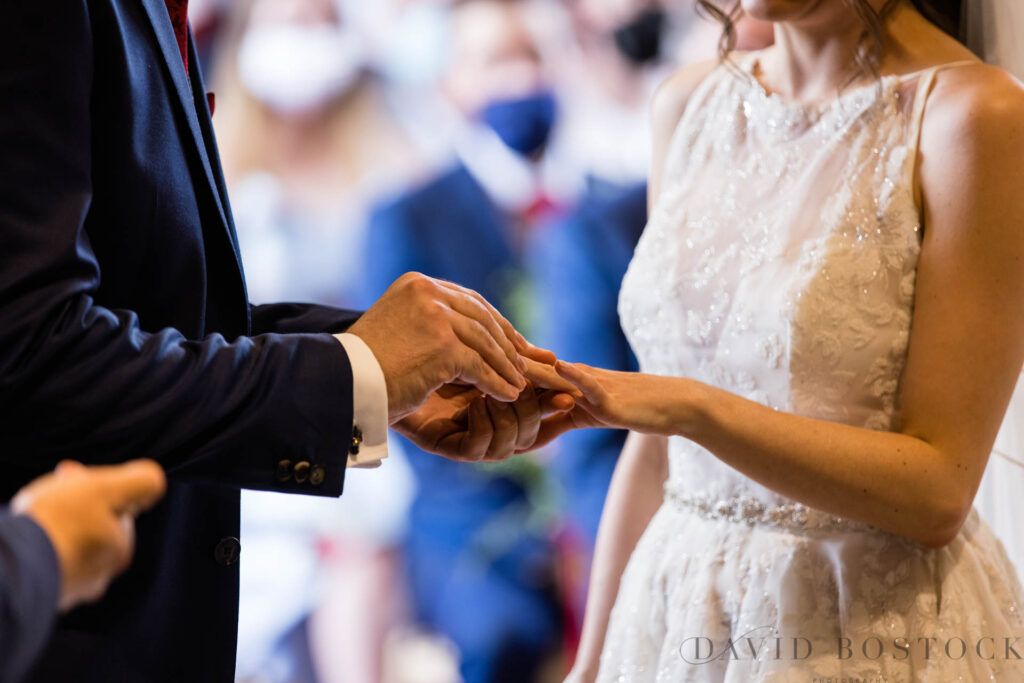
[{"xmin": 478, "ymin": 92, "xmax": 558, "ymax": 157}]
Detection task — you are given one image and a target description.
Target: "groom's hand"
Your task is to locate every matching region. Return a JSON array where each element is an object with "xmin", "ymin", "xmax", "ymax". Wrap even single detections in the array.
[
  {"xmin": 396, "ymin": 357, "xmax": 582, "ymax": 462},
  {"xmin": 347, "ymin": 273, "xmax": 546, "ymax": 422},
  {"xmin": 395, "ymin": 377, "xmax": 577, "ymax": 462}
]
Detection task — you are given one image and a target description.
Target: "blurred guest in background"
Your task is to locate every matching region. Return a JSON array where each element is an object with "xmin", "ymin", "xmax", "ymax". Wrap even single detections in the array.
[
  {"xmin": 556, "ymin": 0, "xmax": 773, "ymax": 187},
  {"xmin": 212, "ymin": 1, "xmax": 421, "ymax": 681},
  {"xmin": 361, "ymin": 1, "xmax": 579, "ymax": 681},
  {"xmin": 556, "ymin": 0, "xmax": 670, "ymax": 187},
  {"xmin": 215, "ymin": 0, "xmax": 422, "ymax": 307}
]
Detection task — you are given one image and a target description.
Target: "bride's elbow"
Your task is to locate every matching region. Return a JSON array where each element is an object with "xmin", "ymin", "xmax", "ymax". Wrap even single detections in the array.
[
  {"xmin": 917, "ymin": 525, "xmax": 960, "ymax": 550},
  {"xmin": 915, "ymin": 492, "xmax": 972, "ymax": 549}
]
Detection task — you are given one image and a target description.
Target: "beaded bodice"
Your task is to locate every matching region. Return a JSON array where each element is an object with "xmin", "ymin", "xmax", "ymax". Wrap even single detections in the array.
[{"xmin": 619, "ymin": 53, "xmax": 937, "ymax": 516}]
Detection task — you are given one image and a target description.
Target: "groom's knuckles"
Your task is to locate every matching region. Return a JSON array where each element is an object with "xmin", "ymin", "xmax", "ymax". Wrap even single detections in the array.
[
  {"xmin": 438, "ymin": 280, "xmax": 520, "ymax": 343},
  {"xmin": 421, "ymin": 298, "xmax": 451, "ymax": 324},
  {"xmin": 399, "ymin": 271, "xmax": 433, "ymax": 296},
  {"xmin": 394, "ymin": 271, "xmax": 418, "ymax": 287}
]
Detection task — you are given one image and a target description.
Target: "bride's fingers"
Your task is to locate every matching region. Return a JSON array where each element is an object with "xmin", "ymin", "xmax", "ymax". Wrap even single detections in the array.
[
  {"xmin": 523, "ymin": 358, "xmax": 583, "ymax": 397},
  {"xmin": 555, "ymin": 361, "xmax": 608, "ymax": 405}
]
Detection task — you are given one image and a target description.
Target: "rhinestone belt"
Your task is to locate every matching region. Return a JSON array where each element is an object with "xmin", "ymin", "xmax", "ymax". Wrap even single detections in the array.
[{"xmin": 664, "ymin": 488, "xmax": 871, "ymax": 533}]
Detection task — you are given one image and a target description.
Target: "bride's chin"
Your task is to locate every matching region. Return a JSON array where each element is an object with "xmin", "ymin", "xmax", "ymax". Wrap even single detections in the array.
[{"xmin": 739, "ymin": 0, "xmax": 829, "ymax": 23}]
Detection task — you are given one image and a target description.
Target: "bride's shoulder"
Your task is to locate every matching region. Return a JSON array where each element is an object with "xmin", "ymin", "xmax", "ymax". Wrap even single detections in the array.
[
  {"xmin": 650, "ymin": 55, "xmax": 733, "ymax": 145},
  {"xmin": 648, "ymin": 57, "xmax": 725, "ymax": 195},
  {"xmin": 921, "ymin": 62, "xmax": 1024, "ymax": 153},
  {"xmin": 918, "ymin": 62, "xmax": 1024, "ymax": 234}
]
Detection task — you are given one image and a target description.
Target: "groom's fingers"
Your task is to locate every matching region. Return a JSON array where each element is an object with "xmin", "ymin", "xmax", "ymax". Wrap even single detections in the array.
[
  {"xmin": 521, "ymin": 412, "xmax": 582, "ymax": 453},
  {"xmin": 449, "ymin": 313, "xmax": 526, "ymax": 396},
  {"xmin": 436, "ymin": 280, "xmax": 529, "ymax": 352},
  {"xmin": 438, "ymin": 288, "xmax": 525, "ymax": 372},
  {"xmin": 538, "ymin": 390, "xmax": 575, "ymax": 415},
  {"xmin": 483, "ymin": 398, "xmax": 518, "ymax": 462},
  {"xmin": 519, "ymin": 343, "xmax": 557, "ymax": 366},
  {"xmin": 510, "ymin": 386, "xmax": 542, "ymax": 453},
  {"xmin": 454, "ymin": 350, "xmax": 520, "ymax": 403},
  {"xmin": 436, "ymin": 280, "xmax": 557, "ymax": 364},
  {"xmin": 459, "ymin": 397, "xmax": 494, "ymax": 461}
]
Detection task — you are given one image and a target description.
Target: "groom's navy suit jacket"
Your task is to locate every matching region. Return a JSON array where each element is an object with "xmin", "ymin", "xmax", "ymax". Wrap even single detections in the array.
[{"xmin": 0, "ymin": 2, "xmax": 360, "ymax": 680}]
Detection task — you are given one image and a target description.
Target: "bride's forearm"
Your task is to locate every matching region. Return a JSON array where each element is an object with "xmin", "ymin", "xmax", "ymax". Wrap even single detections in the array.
[
  {"xmin": 573, "ymin": 432, "xmax": 668, "ymax": 678},
  {"xmin": 668, "ymin": 378, "xmax": 970, "ymax": 548},
  {"xmin": 555, "ymin": 361, "xmax": 979, "ymax": 547}
]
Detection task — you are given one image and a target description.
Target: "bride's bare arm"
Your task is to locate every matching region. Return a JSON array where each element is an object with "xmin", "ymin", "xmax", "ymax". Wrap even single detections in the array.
[
  {"xmin": 554, "ymin": 65, "xmax": 1024, "ymax": 550},
  {"xmin": 570, "ymin": 432, "xmax": 667, "ymax": 681}
]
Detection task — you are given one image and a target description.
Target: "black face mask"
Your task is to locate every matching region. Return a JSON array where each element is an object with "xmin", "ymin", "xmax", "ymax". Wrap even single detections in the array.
[{"xmin": 612, "ymin": 8, "xmax": 667, "ymax": 65}]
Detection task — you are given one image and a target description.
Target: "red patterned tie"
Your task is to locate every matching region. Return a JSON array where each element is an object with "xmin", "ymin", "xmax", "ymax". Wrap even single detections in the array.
[{"xmin": 165, "ymin": 0, "xmax": 189, "ymax": 75}]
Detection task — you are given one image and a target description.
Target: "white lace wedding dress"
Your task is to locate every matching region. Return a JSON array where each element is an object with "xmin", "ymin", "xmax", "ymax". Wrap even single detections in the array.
[{"xmin": 602, "ymin": 52, "xmax": 1024, "ymax": 681}]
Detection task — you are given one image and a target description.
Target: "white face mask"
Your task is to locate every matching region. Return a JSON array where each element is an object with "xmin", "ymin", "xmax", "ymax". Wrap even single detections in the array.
[
  {"xmin": 237, "ymin": 24, "xmax": 364, "ymax": 116},
  {"xmin": 370, "ymin": 4, "xmax": 451, "ymax": 87}
]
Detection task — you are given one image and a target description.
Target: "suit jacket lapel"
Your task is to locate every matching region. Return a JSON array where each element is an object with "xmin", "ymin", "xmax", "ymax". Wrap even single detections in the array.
[
  {"xmin": 138, "ymin": 0, "xmax": 241, "ymax": 275},
  {"xmin": 186, "ymin": 30, "xmax": 246, "ymax": 269}
]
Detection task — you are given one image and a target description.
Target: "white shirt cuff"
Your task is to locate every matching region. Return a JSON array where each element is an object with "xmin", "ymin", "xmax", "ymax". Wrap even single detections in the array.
[{"xmin": 334, "ymin": 333, "xmax": 389, "ymax": 469}]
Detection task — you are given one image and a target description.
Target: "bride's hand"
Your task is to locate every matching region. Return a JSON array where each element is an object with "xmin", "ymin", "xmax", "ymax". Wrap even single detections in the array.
[
  {"xmin": 552, "ymin": 361, "xmax": 690, "ymax": 436},
  {"xmin": 520, "ymin": 356, "xmax": 583, "ymax": 395}
]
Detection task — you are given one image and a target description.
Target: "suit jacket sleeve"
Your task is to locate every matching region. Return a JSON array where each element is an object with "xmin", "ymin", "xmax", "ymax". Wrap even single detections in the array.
[
  {"xmin": 0, "ymin": 512, "xmax": 60, "ymax": 683},
  {"xmin": 0, "ymin": 1, "xmax": 349, "ymax": 496},
  {"xmin": 250, "ymin": 302, "xmax": 362, "ymax": 337}
]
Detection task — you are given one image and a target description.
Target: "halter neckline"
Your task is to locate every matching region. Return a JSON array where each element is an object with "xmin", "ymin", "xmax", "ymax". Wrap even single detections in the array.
[{"xmin": 738, "ymin": 51, "xmax": 978, "ymax": 116}]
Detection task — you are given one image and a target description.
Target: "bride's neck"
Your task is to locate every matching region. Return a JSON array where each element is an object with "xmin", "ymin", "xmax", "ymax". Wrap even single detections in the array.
[{"xmin": 760, "ymin": 0, "xmax": 915, "ymax": 102}]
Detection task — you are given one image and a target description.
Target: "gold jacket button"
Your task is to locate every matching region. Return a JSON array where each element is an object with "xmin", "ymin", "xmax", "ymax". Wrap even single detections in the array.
[
  {"xmin": 310, "ymin": 465, "xmax": 326, "ymax": 486},
  {"xmin": 275, "ymin": 459, "xmax": 293, "ymax": 483},
  {"xmin": 294, "ymin": 461, "xmax": 311, "ymax": 484}
]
